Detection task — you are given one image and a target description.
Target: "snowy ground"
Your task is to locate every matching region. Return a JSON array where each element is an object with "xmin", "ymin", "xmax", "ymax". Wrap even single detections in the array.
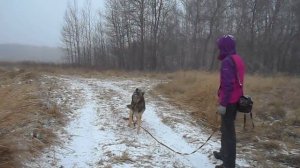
[{"xmin": 27, "ymin": 76, "xmax": 250, "ymax": 168}]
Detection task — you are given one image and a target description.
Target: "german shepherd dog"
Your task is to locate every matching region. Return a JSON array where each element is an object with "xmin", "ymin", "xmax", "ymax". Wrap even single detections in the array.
[{"xmin": 127, "ymin": 88, "xmax": 145, "ymax": 134}]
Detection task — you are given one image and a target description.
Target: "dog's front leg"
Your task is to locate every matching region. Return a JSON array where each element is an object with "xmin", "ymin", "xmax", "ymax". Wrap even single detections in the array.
[
  {"xmin": 128, "ymin": 110, "xmax": 134, "ymax": 128},
  {"xmin": 137, "ymin": 113, "xmax": 142, "ymax": 134}
]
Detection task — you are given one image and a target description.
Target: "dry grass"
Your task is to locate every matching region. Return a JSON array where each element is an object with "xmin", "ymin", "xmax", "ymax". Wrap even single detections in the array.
[
  {"xmin": 155, "ymin": 71, "xmax": 219, "ymax": 127},
  {"xmin": 1, "ymin": 64, "xmax": 299, "ymax": 167},
  {"xmin": 270, "ymin": 153, "xmax": 300, "ymax": 167},
  {"xmin": 0, "ymin": 68, "xmax": 65, "ymax": 168},
  {"xmin": 110, "ymin": 151, "xmax": 133, "ymax": 164},
  {"xmin": 16, "ymin": 63, "xmax": 169, "ymax": 80},
  {"xmin": 17, "ymin": 64, "xmax": 134, "ymax": 79},
  {"xmin": 258, "ymin": 140, "xmax": 281, "ymax": 150},
  {"xmin": 155, "ymin": 71, "xmax": 300, "ymax": 167},
  {"xmin": 0, "ymin": 65, "xmax": 135, "ymax": 167}
]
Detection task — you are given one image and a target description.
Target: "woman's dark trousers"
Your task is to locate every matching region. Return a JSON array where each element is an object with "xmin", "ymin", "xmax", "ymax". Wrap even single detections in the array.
[{"xmin": 220, "ymin": 104, "xmax": 237, "ymax": 168}]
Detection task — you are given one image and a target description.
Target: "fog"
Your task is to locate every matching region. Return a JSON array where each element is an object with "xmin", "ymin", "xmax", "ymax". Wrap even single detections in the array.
[{"xmin": 0, "ymin": 0, "xmax": 104, "ymax": 47}]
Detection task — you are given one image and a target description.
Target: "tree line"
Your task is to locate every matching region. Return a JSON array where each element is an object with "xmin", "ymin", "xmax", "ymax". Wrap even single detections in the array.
[{"xmin": 61, "ymin": 0, "xmax": 300, "ymax": 74}]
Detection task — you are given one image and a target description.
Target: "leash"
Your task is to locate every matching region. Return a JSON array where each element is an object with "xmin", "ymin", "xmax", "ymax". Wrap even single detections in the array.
[{"xmin": 140, "ymin": 126, "xmax": 217, "ymax": 156}]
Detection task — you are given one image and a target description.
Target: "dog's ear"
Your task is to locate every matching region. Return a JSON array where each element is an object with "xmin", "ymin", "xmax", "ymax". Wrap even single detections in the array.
[
  {"xmin": 142, "ymin": 91, "xmax": 145, "ymax": 96},
  {"xmin": 127, "ymin": 104, "xmax": 132, "ymax": 109},
  {"xmin": 135, "ymin": 88, "xmax": 139, "ymax": 92}
]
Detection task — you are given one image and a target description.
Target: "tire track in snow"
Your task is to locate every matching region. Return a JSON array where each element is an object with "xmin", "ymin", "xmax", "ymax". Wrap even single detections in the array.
[
  {"xmin": 29, "ymin": 76, "xmax": 250, "ymax": 168},
  {"xmin": 92, "ymin": 79, "xmax": 217, "ymax": 167}
]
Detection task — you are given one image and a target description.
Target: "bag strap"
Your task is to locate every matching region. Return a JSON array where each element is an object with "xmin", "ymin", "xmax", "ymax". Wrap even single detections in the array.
[
  {"xmin": 250, "ymin": 112, "xmax": 255, "ymax": 128},
  {"xmin": 230, "ymin": 55, "xmax": 244, "ymax": 95},
  {"xmin": 243, "ymin": 114, "xmax": 246, "ymax": 129},
  {"xmin": 243, "ymin": 112, "xmax": 255, "ymax": 129}
]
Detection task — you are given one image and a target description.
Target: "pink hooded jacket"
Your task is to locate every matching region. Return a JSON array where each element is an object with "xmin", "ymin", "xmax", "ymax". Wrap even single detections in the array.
[{"xmin": 217, "ymin": 35, "xmax": 245, "ymax": 106}]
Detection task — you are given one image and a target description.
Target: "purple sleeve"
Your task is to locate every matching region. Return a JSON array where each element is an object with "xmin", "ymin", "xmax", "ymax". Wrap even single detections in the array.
[{"xmin": 220, "ymin": 57, "xmax": 235, "ymax": 106}]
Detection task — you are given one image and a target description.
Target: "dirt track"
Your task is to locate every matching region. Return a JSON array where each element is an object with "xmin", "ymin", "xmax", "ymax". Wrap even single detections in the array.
[{"xmin": 27, "ymin": 75, "xmax": 250, "ymax": 168}]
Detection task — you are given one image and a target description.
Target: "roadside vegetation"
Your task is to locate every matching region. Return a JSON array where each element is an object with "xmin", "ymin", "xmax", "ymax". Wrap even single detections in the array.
[
  {"xmin": 0, "ymin": 67, "xmax": 65, "ymax": 167},
  {"xmin": 0, "ymin": 64, "xmax": 158, "ymax": 167},
  {"xmin": 155, "ymin": 71, "xmax": 300, "ymax": 167},
  {"xmin": 1, "ymin": 64, "xmax": 299, "ymax": 167}
]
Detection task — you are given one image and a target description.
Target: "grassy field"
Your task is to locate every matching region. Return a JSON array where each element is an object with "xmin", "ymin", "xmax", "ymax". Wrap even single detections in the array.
[
  {"xmin": 155, "ymin": 71, "xmax": 300, "ymax": 167},
  {"xmin": 0, "ymin": 65, "xmax": 299, "ymax": 167},
  {"xmin": 0, "ymin": 68, "xmax": 64, "ymax": 168},
  {"xmin": 0, "ymin": 65, "xmax": 157, "ymax": 167}
]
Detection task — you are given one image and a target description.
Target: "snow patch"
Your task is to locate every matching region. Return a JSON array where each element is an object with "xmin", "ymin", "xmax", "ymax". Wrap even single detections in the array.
[{"xmin": 28, "ymin": 76, "xmax": 251, "ymax": 168}]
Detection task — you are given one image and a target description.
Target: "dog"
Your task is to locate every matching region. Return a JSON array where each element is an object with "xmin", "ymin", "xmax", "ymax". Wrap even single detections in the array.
[{"xmin": 127, "ymin": 88, "xmax": 145, "ymax": 134}]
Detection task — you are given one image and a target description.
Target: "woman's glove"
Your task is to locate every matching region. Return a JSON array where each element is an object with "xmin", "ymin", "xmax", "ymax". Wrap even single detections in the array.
[{"xmin": 217, "ymin": 105, "xmax": 226, "ymax": 115}]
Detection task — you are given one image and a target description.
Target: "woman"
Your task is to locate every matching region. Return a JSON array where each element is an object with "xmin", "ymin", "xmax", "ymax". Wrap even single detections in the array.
[{"xmin": 214, "ymin": 35, "xmax": 245, "ymax": 168}]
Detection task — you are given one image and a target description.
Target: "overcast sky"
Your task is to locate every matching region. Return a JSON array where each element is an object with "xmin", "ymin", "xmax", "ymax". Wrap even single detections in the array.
[{"xmin": 0, "ymin": 0, "xmax": 105, "ymax": 47}]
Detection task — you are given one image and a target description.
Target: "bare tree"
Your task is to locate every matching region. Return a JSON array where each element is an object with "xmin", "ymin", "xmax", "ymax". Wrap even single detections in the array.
[
  {"xmin": 81, "ymin": 0, "xmax": 93, "ymax": 66},
  {"xmin": 93, "ymin": 11, "xmax": 107, "ymax": 68},
  {"xmin": 61, "ymin": 0, "xmax": 300, "ymax": 74}
]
